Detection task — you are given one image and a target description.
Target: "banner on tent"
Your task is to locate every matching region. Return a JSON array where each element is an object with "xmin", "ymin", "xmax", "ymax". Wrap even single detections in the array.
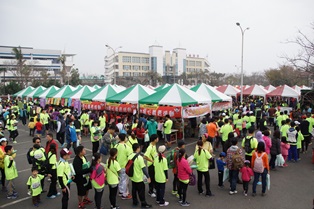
[
  {"xmin": 105, "ymin": 103, "xmax": 137, "ymax": 113},
  {"xmin": 182, "ymin": 104, "xmax": 210, "ymax": 118},
  {"xmin": 81, "ymin": 101, "xmax": 106, "ymax": 110},
  {"xmin": 212, "ymin": 101, "xmax": 232, "ymax": 111},
  {"xmin": 140, "ymin": 105, "xmax": 182, "ymax": 118}
]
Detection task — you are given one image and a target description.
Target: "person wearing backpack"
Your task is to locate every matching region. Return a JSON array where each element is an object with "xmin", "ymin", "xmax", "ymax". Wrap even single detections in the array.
[
  {"xmin": 251, "ymin": 141, "xmax": 270, "ymax": 197},
  {"xmin": 90, "ymin": 153, "xmax": 105, "ymax": 209},
  {"xmin": 128, "ymin": 143, "xmax": 152, "ymax": 208},
  {"xmin": 169, "ymin": 140, "xmax": 185, "ymax": 196},
  {"xmin": 226, "ymin": 137, "xmax": 244, "ymax": 195},
  {"xmin": 30, "ymin": 143, "xmax": 48, "ymax": 192},
  {"xmin": 241, "ymin": 128, "xmax": 258, "ymax": 162}
]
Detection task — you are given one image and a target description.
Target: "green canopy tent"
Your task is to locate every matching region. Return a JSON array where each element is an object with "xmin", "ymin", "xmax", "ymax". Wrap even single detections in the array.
[
  {"xmin": 13, "ymin": 86, "xmax": 34, "ymax": 98},
  {"xmin": 46, "ymin": 85, "xmax": 76, "ymax": 98},
  {"xmin": 26, "ymin": 86, "xmax": 46, "ymax": 98},
  {"xmin": 81, "ymin": 84, "xmax": 121, "ymax": 101},
  {"xmin": 62, "ymin": 85, "xmax": 95, "ymax": 99},
  {"xmin": 37, "ymin": 86, "xmax": 60, "ymax": 98}
]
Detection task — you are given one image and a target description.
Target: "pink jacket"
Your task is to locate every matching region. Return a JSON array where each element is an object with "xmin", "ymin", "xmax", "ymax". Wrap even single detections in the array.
[
  {"xmin": 240, "ymin": 166, "xmax": 254, "ymax": 182},
  {"xmin": 262, "ymin": 136, "xmax": 272, "ymax": 154},
  {"xmin": 177, "ymin": 158, "xmax": 192, "ymax": 181},
  {"xmin": 90, "ymin": 163, "xmax": 105, "ymax": 187},
  {"xmin": 281, "ymin": 142, "xmax": 290, "ymax": 156}
]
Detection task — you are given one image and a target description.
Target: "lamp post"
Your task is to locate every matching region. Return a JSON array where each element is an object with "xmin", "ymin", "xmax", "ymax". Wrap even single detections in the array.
[
  {"xmin": 236, "ymin": 22, "xmax": 249, "ymax": 103},
  {"xmin": 105, "ymin": 44, "xmax": 122, "ymax": 85}
]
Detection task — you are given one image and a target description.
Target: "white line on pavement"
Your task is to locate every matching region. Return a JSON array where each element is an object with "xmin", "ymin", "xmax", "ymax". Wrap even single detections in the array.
[{"xmin": 0, "ymin": 196, "xmax": 32, "ymax": 208}]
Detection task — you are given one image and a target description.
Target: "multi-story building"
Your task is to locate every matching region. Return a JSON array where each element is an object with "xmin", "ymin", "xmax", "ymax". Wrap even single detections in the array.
[
  {"xmin": 0, "ymin": 45, "xmax": 75, "ymax": 83},
  {"xmin": 104, "ymin": 45, "xmax": 210, "ymax": 84}
]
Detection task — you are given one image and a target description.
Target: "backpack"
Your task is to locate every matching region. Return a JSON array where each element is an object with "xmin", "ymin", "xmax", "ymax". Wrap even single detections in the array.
[
  {"xmin": 232, "ymin": 148, "xmax": 244, "ymax": 170},
  {"xmin": 244, "ymin": 136, "xmax": 254, "ymax": 153},
  {"xmin": 253, "ymin": 152, "xmax": 265, "ymax": 173},
  {"xmin": 125, "ymin": 153, "xmax": 140, "ymax": 177},
  {"xmin": 35, "ymin": 149, "xmax": 50, "ymax": 174},
  {"xmin": 26, "ymin": 147, "xmax": 34, "ymax": 164},
  {"xmin": 166, "ymin": 149, "xmax": 177, "ymax": 169}
]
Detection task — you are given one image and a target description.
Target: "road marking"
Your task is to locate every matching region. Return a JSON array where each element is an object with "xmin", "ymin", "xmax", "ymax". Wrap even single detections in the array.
[{"xmin": 0, "ymin": 196, "xmax": 32, "ymax": 208}]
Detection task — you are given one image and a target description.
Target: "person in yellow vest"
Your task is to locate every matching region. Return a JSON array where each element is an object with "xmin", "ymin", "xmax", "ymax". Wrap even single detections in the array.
[
  {"xmin": 80, "ymin": 110, "xmax": 90, "ymax": 137},
  {"xmin": 27, "ymin": 166, "xmax": 45, "ymax": 207}
]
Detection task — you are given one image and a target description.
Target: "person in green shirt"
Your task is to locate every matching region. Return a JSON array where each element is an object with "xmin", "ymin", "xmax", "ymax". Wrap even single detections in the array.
[
  {"xmin": 154, "ymin": 145, "xmax": 169, "ymax": 206},
  {"xmin": 99, "ymin": 112, "xmax": 106, "ymax": 132},
  {"xmin": 27, "ymin": 166, "xmax": 45, "ymax": 207},
  {"xmin": 241, "ymin": 128, "xmax": 258, "ymax": 162},
  {"xmin": 249, "ymin": 112, "xmax": 256, "ymax": 130},
  {"xmin": 194, "ymin": 140, "xmax": 213, "ymax": 197},
  {"xmin": 4, "ymin": 145, "xmax": 18, "ymax": 199},
  {"xmin": 129, "ymin": 143, "xmax": 152, "ymax": 208},
  {"xmin": 90, "ymin": 120, "xmax": 101, "ymax": 154},
  {"xmin": 126, "ymin": 130, "xmax": 138, "ymax": 148},
  {"xmin": 219, "ymin": 119, "xmax": 233, "ymax": 152},
  {"xmin": 144, "ymin": 134, "xmax": 158, "ymax": 198},
  {"xmin": 80, "ymin": 111, "xmax": 90, "ymax": 137},
  {"xmin": 106, "ymin": 148, "xmax": 121, "ymax": 209},
  {"xmin": 47, "ymin": 144, "xmax": 59, "ymax": 199},
  {"xmin": 163, "ymin": 115, "xmax": 173, "ymax": 149},
  {"xmin": 280, "ymin": 119, "xmax": 290, "ymax": 138},
  {"xmin": 114, "ymin": 133, "xmax": 133, "ymax": 199},
  {"xmin": 58, "ymin": 148, "xmax": 73, "ymax": 209}
]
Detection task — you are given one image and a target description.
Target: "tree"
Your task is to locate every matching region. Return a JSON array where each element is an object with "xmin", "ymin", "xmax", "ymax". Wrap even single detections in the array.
[
  {"xmin": 209, "ymin": 72, "xmax": 225, "ymax": 86},
  {"xmin": 0, "ymin": 81, "xmax": 22, "ymax": 95},
  {"xmin": 69, "ymin": 68, "xmax": 81, "ymax": 86},
  {"xmin": 11, "ymin": 46, "xmax": 32, "ymax": 87},
  {"xmin": 283, "ymin": 22, "xmax": 314, "ymax": 78},
  {"xmin": 264, "ymin": 65, "xmax": 307, "ymax": 86},
  {"xmin": 58, "ymin": 55, "xmax": 67, "ymax": 84},
  {"xmin": 146, "ymin": 70, "xmax": 162, "ymax": 86}
]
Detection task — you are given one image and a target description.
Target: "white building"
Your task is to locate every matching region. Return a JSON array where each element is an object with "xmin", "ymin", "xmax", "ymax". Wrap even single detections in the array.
[
  {"xmin": 104, "ymin": 45, "xmax": 210, "ymax": 84},
  {"xmin": 0, "ymin": 45, "xmax": 75, "ymax": 83}
]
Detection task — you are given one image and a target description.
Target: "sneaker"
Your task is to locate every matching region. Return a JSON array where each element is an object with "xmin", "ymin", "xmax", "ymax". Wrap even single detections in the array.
[
  {"xmin": 56, "ymin": 192, "xmax": 61, "ymax": 196},
  {"xmin": 257, "ymin": 181, "xmax": 262, "ymax": 185},
  {"xmin": 79, "ymin": 202, "xmax": 86, "ymax": 209},
  {"xmin": 13, "ymin": 140, "xmax": 17, "ymax": 144},
  {"xmin": 47, "ymin": 195, "xmax": 56, "ymax": 199},
  {"xmin": 180, "ymin": 202, "xmax": 190, "ymax": 207},
  {"xmin": 148, "ymin": 192, "xmax": 156, "ymax": 198},
  {"xmin": 159, "ymin": 201, "xmax": 169, "ymax": 207},
  {"xmin": 83, "ymin": 198, "xmax": 93, "ymax": 205},
  {"xmin": 121, "ymin": 194, "xmax": 132, "ymax": 200},
  {"xmin": 176, "ymin": 194, "xmax": 180, "ymax": 199},
  {"xmin": 118, "ymin": 192, "xmax": 123, "ymax": 197},
  {"xmin": 205, "ymin": 193, "xmax": 214, "ymax": 197},
  {"xmin": 218, "ymin": 185, "xmax": 224, "ymax": 189},
  {"xmin": 141, "ymin": 204, "xmax": 152, "ymax": 208},
  {"xmin": 156, "ymin": 201, "xmax": 160, "ymax": 204},
  {"xmin": 229, "ymin": 191, "xmax": 237, "ymax": 195},
  {"xmin": 171, "ymin": 190, "xmax": 178, "ymax": 195},
  {"xmin": 199, "ymin": 192, "xmax": 204, "ymax": 195},
  {"xmin": 234, "ymin": 190, "xmax": 238, "ymax": 194},
  {"xmin": 252, "ymin": 193, "xmax": 257, "ymax": 197},
  {"xmin": 34, "ymin": 203, "xmax": 39, "ymax": 207},
  {"xmin": 7, "ymin": 194, "xmax": 17, "ymax": 199},
  {"xmin": 244, "ymin": 193, "xmax": 248, "ymax": 197}
]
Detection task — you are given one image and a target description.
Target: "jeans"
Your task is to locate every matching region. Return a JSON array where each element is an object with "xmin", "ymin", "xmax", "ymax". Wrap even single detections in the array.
[
  {"xmin": 269, "ymin": 154, "xmax": 277, "ymax": 169},
  {"xmin": 155, "ymin": 182, "xmax": 166, "ymax": 204},
  {"xmin": 197, "ymin": 170, "xmax": 211, "ymax": 195},
  {"xmin": 109, "ymin": 185, "xmax": 118, "ymax": 208},
  {"xmin": 178, "ymin": 181, "xmax": 188, "ymax": 203},
  {"xmin": 94, "ymin": 188, "xmax": 104, "ymax": 209},
  {"xmin": 229, "ymin": 169, "xmax": 239, "ymax": 192},
  {"xmin": 118, "ymin": 168, "xmax": 129, "ymax": 196},
  {"xmin": 148, "ymin": 165, "xmax": 155, "ymax": 194},
  {"xmin": 252, "ymin": 168, "xmax": 267, "ymax": 194},
  {"xmin": 288, "ymin": 145, "xmax": 298, "ymax": 161},
  {"xmin": 47, "ymin": 169, "xmax": 57, "ymax": 197},
  {"xmin": 131, "ymin": 181, "xmax": 147, "ymax": 206}
]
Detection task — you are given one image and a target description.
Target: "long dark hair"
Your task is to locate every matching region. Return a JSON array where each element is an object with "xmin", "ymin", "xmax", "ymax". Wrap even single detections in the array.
[
  {"xmin": 178, "ymin": 148, "xmax": 186, "ymax": 162},
  {"xmin": 108, "ymin": 148, "xmax": 117, "ymax": 168},
  {"xmin": 256, "ymin": 141, "xmax": 265, "ymax": 153},
  {"xmin": 91, "ymin": 153, "xmax": 101, "ymax": 167},
  {"xmin": 197, "ymin": 140, "xmax": 203, "ymax": 155}
]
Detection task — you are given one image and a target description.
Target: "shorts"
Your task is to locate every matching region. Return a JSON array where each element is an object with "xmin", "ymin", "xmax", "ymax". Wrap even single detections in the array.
[
  {"xmin": 36, "ymin": 130, "xmax": 42, "ymax": 135},
  {"xmin": 165, "ymin": 134, "xmax": 171, "ymax": 142},
  {"xmin": 45, "ymin": 124, "xmax": 49, "ymax": 130},
  {"xmin": 76, "ymin": 180, "xmax": 92, "ymax": 196}
]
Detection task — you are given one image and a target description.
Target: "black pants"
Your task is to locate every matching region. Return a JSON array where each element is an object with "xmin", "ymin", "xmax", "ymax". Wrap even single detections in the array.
[
  {"xmin": 243, "ymin": 180, "xmax": 249, "ymax": 194},
  {"xmin": 47, "ymin": 169, "xmax": 57, "ymax": 197},
  {"xmin": 11, "ymin": 130, "xmax": 18, "ymax": 140},
  {"xmin": 197, "ymin": 170, "xmax": 211, "ymax": 195},
  {"xmin": 218, "ymin": 170, "xmax": 223, "ymax": 186},
  {"xmin": 148, "ymin": 165, "xmax": 155, "ymax": 193},
  {"xmin": 302, "ymin": 135, "xmax": 311, "ymax": 152},
  {"xmin": 245, "ymin": 155, "xmax": 252, "ymax": 164},
  {"xmin": 62, "ymin": 184, "xmax": 70, "ymax": 209},
  {"xmin": 32, "ymin": 194, "xmax": 41, "ymax": 205},
  {"xmin": 40, "ymin": 175, "xmax": 45, "ymax": 191},
  {"xmin": 178, "ymin": 181, "xmax": 188, "ymax": 203},
  {"xmin": 109, "ymin": 185, "xmax": 118, "ymax": 208},
  {"xmin": 94, "ymin": 188, "xmax": 104, "ymax": 209},
  {"xmin": 57, "ymin": 132, "xmax": 65, "ymax": 145},
  {"xmin": 172, "ymin": 173, "xmax": 179, "ymax": 191},
  {"xmin": 29, "ymin": 128, "xmax": 35, "ymax": 136},
  {"xmin": 92, "ymin": 141, "xmax": 99, "ymax": 154},
  {"xmin": 242, "ymin": 128, "xmax": 247, "ymax": 137},
  {"xmin": 131, "ymin": 181, "xmax": 147, "ymax": 206},
  {"xmin": 155, "ymin": 182, "xmax": 166, "ymax": 204},
  {"xmin": 269, "ymin": 154, "xmax": 277, "ymax": 169},
  {"xmin": 0, "ymin": 168, "xmax": 5, "ymax": 187},
  {"xmin": 157, "ymin": 130, "xmax": 163, "ymax": 140},
  {"xmin": 66, "ymin": 141, "xmax": 77, "ymax": 153}
]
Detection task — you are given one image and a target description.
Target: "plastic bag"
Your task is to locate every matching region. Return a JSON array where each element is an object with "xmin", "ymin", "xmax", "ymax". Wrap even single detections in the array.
[
  {"xmin": 189, "ymin": 172, "xmax": 196, "ymax": 186},
  {"xmin": 266, "ymin": 174, "xmax": 270, "ymax": 190},
  {"xmin": 144, "ymin": 133, "xmax": 150, "ymax": 142},
  {"xmin": 223, "ymin": 168, "xmax": 229, "ymax": 182},
  {"xmin": 275, "ymin": 154, "xmax": 284, "ymax": 167}
]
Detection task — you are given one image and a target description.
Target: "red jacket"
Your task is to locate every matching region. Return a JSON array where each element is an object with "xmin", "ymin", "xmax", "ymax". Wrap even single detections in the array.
[
  {"xmin": 177, "ymin": 158, "xmax": 192, "ymax": 181},
  {"xmin": 45, "ymin": 139, "xmax": 59, "ymax": 157}
]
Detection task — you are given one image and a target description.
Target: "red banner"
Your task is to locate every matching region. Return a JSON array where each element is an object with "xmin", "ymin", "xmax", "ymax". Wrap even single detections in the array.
[
  {"xmin": 105, "ymin": 103, "xmax": 137, "ymax": 113},
  {"xmin": 212, "ymin": 101, "xmax": 232, "ymax": 111},
  {"xmin": 140, "ymin": 105, "xmax": 182, "ymax": 118},
  {"xmin": 81, "ymin": 101, "xmax": 106, "ymax": 110}
]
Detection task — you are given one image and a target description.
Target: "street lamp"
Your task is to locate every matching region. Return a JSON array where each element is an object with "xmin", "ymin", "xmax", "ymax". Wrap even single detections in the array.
[
  {"xmin": 105, "ymin": 44, "xmax": 122, "ymax": 85},
  {"xmin": 236, "ymin": 22, "xmax": 249, "ymax": 103}
]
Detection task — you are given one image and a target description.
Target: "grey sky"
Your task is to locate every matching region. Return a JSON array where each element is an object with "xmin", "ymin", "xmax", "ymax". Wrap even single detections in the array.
[{"xmin": 1, "ymin": 0, "xmax": 313, "ymax": 76}]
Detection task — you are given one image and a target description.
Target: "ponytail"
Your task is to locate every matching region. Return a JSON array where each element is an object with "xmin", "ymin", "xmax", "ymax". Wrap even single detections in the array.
[
  {"xmin": 197, "ymin": 140, "xmax": 203, "ymax": 155},
  {"xmin": 91, "ymin": 153, "xmax": 101, "ymax": 168},
  {"xmin": 178, "ymin": 148, "xmax": 186, "ymax": 162},
  {"xmin": 158, "ymin": 152, "xmax": 163, "ymax": 163},
  {"xmin": 108, "ymin": 148, "xmax": 117, "ymax": 168}
]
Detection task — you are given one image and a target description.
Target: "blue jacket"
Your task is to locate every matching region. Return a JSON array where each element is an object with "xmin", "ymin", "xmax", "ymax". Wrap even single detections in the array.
[
  {"xmin": 66, "ymin": 125, "xmax": 77, "ymax": 143},
  {"xmin": 216, "ymin": 158, "xmax": 226, "ymax": 171}
]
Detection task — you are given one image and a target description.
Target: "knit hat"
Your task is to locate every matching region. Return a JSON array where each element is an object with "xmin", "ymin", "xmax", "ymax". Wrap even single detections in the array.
[{"xmin": 158, "ymin": 145, "xmax": 166, "ymax": 153}]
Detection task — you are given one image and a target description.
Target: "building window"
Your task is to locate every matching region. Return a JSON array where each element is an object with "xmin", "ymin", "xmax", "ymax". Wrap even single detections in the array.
[
  {"xmin": 133, "ymin": 72, "xmax": 139, "ymax": 76},
  {"xmin": 123, "ymin": 65, "xmax": 131, "ymax": 70},
  {"xmin": 151, "ymin": 57, "xmax": 157, "ymax": 71},
  {"xmin": 122, "ymin": 56, "xmax": 131, "ymax": 63},
  {"xmin": 123, "ymin": 72, "xmax": 130, "ymax": 76},
  {"xmin": 189, "ymin": 61, "xmax": 195, "ymax": 66},
  {"xmin": 196, "ymin": 61, "xmax": 201, "ymax": 66},
  {"xmin": 142, "ymin": 57, "xmax": 149, "ymax": 63},
  {"xmin": 132, "ymin": 57, "xmax": 141, "ymax": 63},
  {"xmin": 142, "ymin": 66, "xmax": 149, "ymax": 71},
  {"xmin": 132, "ymin": 65, "xmax": 140, "ymax": 70}
]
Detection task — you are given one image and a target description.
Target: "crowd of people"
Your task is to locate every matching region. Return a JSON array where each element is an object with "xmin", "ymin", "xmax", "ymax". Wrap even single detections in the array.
[{"xmin": 0, "ymin": 98, "xmax": 313, "ymax": 209}]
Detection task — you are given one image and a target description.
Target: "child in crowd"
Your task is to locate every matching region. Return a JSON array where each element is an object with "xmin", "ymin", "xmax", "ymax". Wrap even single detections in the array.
[
  {"xmin": 281, "ymin": 136, "xmax": 290, "ymax": 167},
  {"xmin": 240, "ymin": 160, "xmax": 253, "ymax": 196},
  {"xmin": 216, "ymin": 152, "xmax": 226, "ymax": 188},
  {"xmin": 4, "ymin": 145, "xmax": 18, "ymax": 199},
  {"xmin": 90, "ymin": 153, "xmax": 105, "ymax": 209},
  {"xmin": 27, "ymin": 166, "xmax": 45, "ymax": 207},
  {"xmin": 295, "ymin": 126, "xmax": 304, "ymax": 160},
  {"xmin": 28, "ymin": 118, "xmax": 36, "ymax": 137},
  {"xmin": 35, "ymin": 118, "xmax": 43, "ymax": 137}
]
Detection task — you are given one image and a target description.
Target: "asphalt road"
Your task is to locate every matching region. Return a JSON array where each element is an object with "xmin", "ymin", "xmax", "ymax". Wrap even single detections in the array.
[{"xmin": 0, "ymin": 124, "xmax": 313, "ymax": 209}]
